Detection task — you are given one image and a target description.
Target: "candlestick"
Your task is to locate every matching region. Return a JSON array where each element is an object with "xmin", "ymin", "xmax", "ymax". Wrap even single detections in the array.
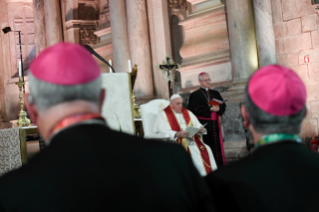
[
  {"xmin": 15, "ymin": 77, "xmax": 30, "ymax": 127},
  {"xmin": 18, "ymin": 61, "xmax": 22, "ymax": 77},
  {"xmin": 109, "ymin": 60, "xmax": 112, "ymax": 73},
  {"xmin": 128, "ymin": 60, "xmax": 132, "ymax": 73}
]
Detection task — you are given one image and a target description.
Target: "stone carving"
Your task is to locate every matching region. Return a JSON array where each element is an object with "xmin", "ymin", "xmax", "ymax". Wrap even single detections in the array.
[
  {"xmin": 98, "ymin": 0, "xmax": 110, "ymax": 30},
  {"xmin": 168, "ymin": 0, "xmax": 187, "ymax": 11},
  {"xmin": 79, "ymin": 28, "xmax": 97, "ymax": 45},
  {"xmin": 168, "ymin": 0, "xmax": 188, "ymax": 18}
]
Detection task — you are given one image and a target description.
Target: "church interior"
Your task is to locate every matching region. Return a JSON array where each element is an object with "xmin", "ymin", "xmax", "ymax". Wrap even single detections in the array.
[{"xmin": 0, "ymin": 0, "xmax": 319, "ymax": 164}]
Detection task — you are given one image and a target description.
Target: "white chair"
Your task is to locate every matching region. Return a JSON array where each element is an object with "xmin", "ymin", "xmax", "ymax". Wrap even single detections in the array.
[{"xmin": 140, "ymin": 99, "xmax": 169, "ymax": 139}]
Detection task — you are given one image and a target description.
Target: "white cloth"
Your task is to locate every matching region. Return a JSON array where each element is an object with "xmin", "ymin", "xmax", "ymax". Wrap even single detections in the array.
[
  {"xmin": 0, "ymin": 128, "xmax": 22, "ymax": 176},
  {"xmin": 153, "ymin": 108, "xmax": 218, "ymax": 176}
]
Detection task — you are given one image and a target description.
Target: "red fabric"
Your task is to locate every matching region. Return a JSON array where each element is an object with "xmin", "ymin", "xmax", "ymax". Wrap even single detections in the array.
[
  {"xmin": 193, "ymin": 135, "xmax": 212, "ymax": 173},
  {"xmin": 163, "ymin": 106, "xmax": 190, "ymax": 154},
  {"xmin": 248, "ymin": 65, "xmax": 306, "ymax": 116},
  {"xmin": 196, "ymin": 112, "xmax": 218, "ymax": 121},
  {"xmin": 30, "ymin": 43, "xmax": 101, "ymax": 85},
  {"xmin": 164, "ymin": 106, "xmax": 213, "ymax": 173},
  {"xmin": 198, "ymin": 72, "xmax": 208, "ymax": 77},
  {"xmin": 49, "ymin": 113, "xmax": 104, "ymax": 137},
  {"xmin": 164, "ymin": 106, "xmax": 183, "ymax": 132}
]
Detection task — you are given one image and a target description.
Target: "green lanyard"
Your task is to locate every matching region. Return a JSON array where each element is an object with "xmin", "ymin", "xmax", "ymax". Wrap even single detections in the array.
[{"xmin": 256, "ymin": 134, "xmax": 301, "ymax": 148}]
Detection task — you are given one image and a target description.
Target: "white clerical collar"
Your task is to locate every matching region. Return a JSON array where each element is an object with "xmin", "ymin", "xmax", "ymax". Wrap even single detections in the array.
[
  {"xmin": 172, "ymin": 110, "xmax": 181, "ymax": 115},
  {"xmin": 201, "ymin": 87, "xmax": 209, "ymax": 91}
]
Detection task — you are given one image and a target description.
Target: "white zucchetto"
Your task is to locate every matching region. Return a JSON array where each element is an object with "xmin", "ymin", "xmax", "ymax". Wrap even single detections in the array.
[{"xmin": 170, "ymin": 94, "xmax": 182, "ymax": 101}]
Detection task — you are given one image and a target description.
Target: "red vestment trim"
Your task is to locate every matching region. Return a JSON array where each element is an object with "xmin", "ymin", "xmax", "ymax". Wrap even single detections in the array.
[
  {"xmin": 163, "ymin": 106, "xmax": 191, "ymax": 154},
  {"xmin": 193, "ymin": 135, "xmax": 212, "ymax": 173},
  {"xmin": 163, "ymin": 106, "xmax": 213, "ymax": 174},
  {"xmin": 49, "ymin": 113, "xmax": 104, "ymax": 138}
]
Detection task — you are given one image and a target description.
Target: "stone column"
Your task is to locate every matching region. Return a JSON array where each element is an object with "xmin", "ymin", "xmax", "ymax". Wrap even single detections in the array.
[
  {"xmin": 109, "ymin": 0, "xmax": 130, "ymax": 73},
  {"xmin": 226, "ymin": 0, "xmax": 258, "ymax": 82},
  {"xmin": 126, "ymin": 0, "xmax": 154, "ymax": 97},
  {"xmin": 32, "ymin": 0, "xmax": 47, "ymax": 55},
  {"xmin": 253, "ymin": 0, "xmax": 277, "ymax": 67},
  {"xmin": 147, "ymin": 0, "xmax": 171, "ymax": 99},
  {"xmin": 43, "ymin": 0, "xmax": 63, "ymax": 46}
]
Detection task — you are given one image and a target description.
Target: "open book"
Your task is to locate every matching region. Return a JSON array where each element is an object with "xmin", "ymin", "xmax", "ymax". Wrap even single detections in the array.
[
  {"xmin": 185, "ymin": 123, "xmax": 207, "ymax": 138},
  {"xmin": 208, "ymin": 98, "xmax": 227, "ymax": 106}
]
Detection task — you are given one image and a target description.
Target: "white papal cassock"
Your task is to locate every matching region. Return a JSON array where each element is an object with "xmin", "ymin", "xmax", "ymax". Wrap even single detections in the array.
[{"xmin": 153, "ymin": 107, "xmax": 218, "ymax": 176}]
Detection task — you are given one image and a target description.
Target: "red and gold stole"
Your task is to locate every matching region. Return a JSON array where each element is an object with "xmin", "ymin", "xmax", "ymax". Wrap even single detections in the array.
[{"xmin": 163, "ymin": 106, "xmax": 213, "ymax": 173}]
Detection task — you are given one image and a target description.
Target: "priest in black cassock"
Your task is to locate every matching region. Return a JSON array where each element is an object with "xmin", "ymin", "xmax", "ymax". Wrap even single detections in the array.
[
  {"xmin": 187, "ymin": 72, "xmax": 226, "ymax": 167},
  {"xmin": 0, "ymin": 43, "xmax": 214, "ymax": 212}
]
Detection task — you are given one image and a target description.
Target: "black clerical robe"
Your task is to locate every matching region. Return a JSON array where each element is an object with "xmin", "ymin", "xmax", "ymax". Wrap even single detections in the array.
[
  {"xmin": 0, "ymin": 120, "xmax": 214, "ymax": 212},
  {"xmin": 205, "ymin": 141, "xmax": 319, "ymax": 212},
  {"xmin": 188, "ymin": 88, "xmax": 226, "ymax": 166}
]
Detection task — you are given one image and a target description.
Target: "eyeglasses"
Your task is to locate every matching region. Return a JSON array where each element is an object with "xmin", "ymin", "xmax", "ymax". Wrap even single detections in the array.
[{"xmin": 201, "ymin": 79, "xmax": 211, "ymax": 82}]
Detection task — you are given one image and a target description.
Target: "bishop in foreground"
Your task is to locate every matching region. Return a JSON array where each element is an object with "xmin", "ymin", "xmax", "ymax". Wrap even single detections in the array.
[
  {"xmin": 0, "ymin": 43, "xmax": 214, "ymax": 212},
  {"xmin": 205, "ymin": 65, "xmax": 319, "ymax": 212},
  {"xmin": 154, "ymin": 94, "xmax": 218, "ymax": 176}
]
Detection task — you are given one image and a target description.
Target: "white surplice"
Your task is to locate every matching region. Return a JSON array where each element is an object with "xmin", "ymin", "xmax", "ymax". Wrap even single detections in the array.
[{"xmin": 153, "ymin": 108, "xmax": 218, "ymax": 176}]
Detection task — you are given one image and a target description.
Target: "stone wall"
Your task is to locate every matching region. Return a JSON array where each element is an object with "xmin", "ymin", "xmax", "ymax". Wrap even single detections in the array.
[{"xmin": 272, "ymin": 0, "xmax": 319, "ymax": 138}]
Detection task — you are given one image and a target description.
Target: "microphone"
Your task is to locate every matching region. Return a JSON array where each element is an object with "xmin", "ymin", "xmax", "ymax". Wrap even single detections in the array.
[{"xmin": 84, "ymin": 45, "xmax": 116, "ymax": 73}]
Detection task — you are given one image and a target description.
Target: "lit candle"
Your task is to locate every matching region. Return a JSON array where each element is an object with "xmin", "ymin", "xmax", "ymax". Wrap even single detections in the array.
[
  {"xmin": 109, "ymin": 60, "xmax": 112, "ymax": 73},
  {"xmin": 128, "ymin": 60, "xmax": 132, "ymax": 73},
  {"xmin": 18, "ymin": 61, "xmax": 22, "ymax": 77}
]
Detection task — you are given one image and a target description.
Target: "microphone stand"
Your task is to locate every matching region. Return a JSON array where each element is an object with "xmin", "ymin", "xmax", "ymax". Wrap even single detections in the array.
[{"xmin": 84, "ymin": 45, "xmax": 116, "ymax": 73}]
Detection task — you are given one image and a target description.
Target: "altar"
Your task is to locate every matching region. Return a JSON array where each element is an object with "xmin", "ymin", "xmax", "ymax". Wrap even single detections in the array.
[{"xmin": 0, "ymin": 126, "xmax": 43, "ymax": 176}]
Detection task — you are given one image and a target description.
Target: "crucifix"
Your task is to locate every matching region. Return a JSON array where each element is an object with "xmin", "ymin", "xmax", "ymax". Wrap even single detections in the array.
[{"xmin": 158, "ymin": 55, "xmax": 180, "ymax": 97}]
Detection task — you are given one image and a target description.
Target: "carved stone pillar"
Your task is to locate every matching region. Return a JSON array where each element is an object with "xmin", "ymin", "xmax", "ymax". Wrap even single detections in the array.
[
  {"xmin": 253, "ymin": 0, "xmax": 277, "ymax": 67},
  {"xmin": 126, "ymin": 0, "xmax": 154, "ymax": 97},
  {"xmin": 109, "ymin": 0, "xmax": 130, "ymax": 73},
  {"xmin": 226, "ymin": 0, "xmax": 258, "ymax": 82},
  {"xmin": 32, "ymin": 0, "xmax": 47, "ymax": 55},
  {"xmin": 43, "ymin": 0, "xmax": 63, "ymax": 46}
]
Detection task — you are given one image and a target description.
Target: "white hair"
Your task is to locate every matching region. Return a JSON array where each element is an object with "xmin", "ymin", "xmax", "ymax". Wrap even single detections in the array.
[
  {"xmin": 28, "ymin": 72, "xmax": 102, "ymax": 113},
  {"xmin": 198, "ymin": 73, "xmax": 208, "ymax": 81}
]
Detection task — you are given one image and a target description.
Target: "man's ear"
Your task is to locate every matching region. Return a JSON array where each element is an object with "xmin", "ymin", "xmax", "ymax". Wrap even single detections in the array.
[
  {"xmin": 99, "ymin": 89, "xmax": 106, "ymax": 113},
  {"xmin": 241, "ymin": 105, "xmax": 250, "ymax": 129},
  {"xmin": 24, "ymin": 93, "xmax": 38, "ymax": 123},
  {"xmin": 304, "ymin": 108, "xmax": 308, "ymax": 119}
]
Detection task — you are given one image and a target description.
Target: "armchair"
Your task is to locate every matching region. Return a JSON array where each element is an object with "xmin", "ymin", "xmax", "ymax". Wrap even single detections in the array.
[{"xmin": 140, "ymin": 99, "xmax": 169, "ymax": 139}]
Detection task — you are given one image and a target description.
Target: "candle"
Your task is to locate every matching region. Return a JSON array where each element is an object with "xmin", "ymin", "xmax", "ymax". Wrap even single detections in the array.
[
  {"xmin": 128, "ymin": 60, "xmax": 132, "ymax": 73},
  {"xmin": 18, "ymin": 61, "xmax": 22, "ymax": 77},
  {"xmin": 109, "ymin": 60, "xmax": 112, "ymax": 73}
]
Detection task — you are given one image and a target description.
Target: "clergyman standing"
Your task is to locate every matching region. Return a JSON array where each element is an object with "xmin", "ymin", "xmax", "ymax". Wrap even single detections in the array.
[{"xmin": 188, "ymin": 72, "xmax": 226, "ymax": 167}]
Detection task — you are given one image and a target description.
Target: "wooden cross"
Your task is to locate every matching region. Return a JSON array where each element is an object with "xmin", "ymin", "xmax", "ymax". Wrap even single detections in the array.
[{"xmin": 158, "ymin": 56, "xmax": 179, "ymax": 97}]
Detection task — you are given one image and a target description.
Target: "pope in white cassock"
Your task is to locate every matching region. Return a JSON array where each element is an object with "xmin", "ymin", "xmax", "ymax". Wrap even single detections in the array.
[{"xmin": 153, "ymin": 94, "xmax": 217, "ymax": 176}]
